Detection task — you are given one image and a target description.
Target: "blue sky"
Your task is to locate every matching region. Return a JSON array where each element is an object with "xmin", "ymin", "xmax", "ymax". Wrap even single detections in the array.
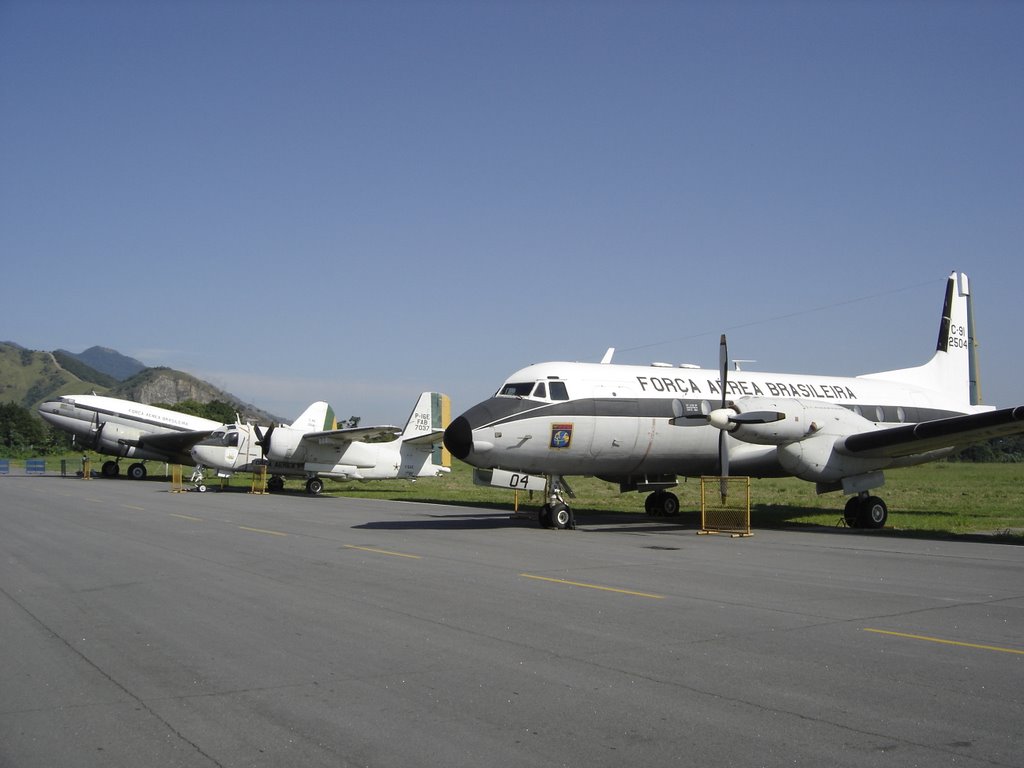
[{"xmin": 2, "ymin": 0, "xmax": 1021, "ymax": 424}]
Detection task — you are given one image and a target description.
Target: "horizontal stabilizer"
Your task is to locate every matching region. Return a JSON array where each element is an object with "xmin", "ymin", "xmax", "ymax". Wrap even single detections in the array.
[
  {"xmin": 841, "ymin": 405, "xmax": 1024, "ymax": 458},
  {"xmin": 402, "ymin": 429, "xmax": 445, "ymax": 447}
]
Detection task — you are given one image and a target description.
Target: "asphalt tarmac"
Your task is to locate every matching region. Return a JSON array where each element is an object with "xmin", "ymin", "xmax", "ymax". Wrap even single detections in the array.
[{"xmin": 1, "ymin": 474, "xmax": 1021, "ymax": 767}]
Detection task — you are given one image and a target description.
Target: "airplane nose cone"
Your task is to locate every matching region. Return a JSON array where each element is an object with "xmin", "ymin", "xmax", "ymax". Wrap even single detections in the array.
[{"xmin": 443, "ymin": 416, "xmax": 472, "ymax": 460}]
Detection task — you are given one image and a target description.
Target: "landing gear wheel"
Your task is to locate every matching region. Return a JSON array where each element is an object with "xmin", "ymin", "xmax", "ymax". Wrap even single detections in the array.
[
  {"xmin": 645, "ymin": 491, "xmax": 680, "ymax": 516},
  {"xmin": 549, "ymin": 503, "xmax": 572, "ymax": 530},
  {"xmin": 843, "ymin": 496, "xmax": 861, "ymax": 528},
  {"xmin": 127, "ymin": 463, "xmax": 147, "ymax": 480},
  {"xmin": 860, "ymin": 496, "xmax": 888, "ymax": 529},
  {"xmin": 844, "ymin": 495, "xmax": 888, "ymax": 529},
  {"xmin": 268, "ymin": 476, "xmax": 285, "ymax": 493},
  {"xmin": 196, "ymin": 484, "xmax": 207, "ymax": 493},
  {"xmin": 102, "ymin": 460, "xmax": 119, "ymax": 478},
  {"xmin": 305, "ymin": 477, "xmax": 324, "ymax": 495},
  {"xmin": 644, "ymin": 494, "xmax": 657, "ymax": 515},
  {"xmin": 659, "ymin": 492, "xmax": 680, "ymax": 516}
]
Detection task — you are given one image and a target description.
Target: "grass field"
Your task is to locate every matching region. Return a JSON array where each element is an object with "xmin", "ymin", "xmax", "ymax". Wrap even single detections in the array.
[{"xmin": 9, "ymin": 454, "xmax": 1020, "ymax": 542}]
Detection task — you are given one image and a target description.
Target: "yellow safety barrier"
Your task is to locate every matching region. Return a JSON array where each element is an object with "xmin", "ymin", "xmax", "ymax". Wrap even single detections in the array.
[
  {"xmin": 699, "ymin": 476, "xmax": 753, "ymax": 537},
  {"xmin": 169, "ymin": 465, "xmax": 186, "ymax": 493},
  {"xmin": 250, "ymin": 465, "xmax": 268, "ymax": 494}
]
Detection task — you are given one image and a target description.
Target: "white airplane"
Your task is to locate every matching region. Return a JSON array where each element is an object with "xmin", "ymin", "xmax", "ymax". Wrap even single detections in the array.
[
  {"xmin": 443, "ymin": 272, "xmax": 1024, "ymax": 530},
  {"xmin": 190, "ymin": 392, "xmax": 452, "ymax": 494},
  {"xmin": 37, "ymin": 394, "xmax": 221, "ymax": 479}
]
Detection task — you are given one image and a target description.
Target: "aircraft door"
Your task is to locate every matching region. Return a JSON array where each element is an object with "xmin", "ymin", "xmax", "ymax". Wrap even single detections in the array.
[{"xmin": 588, "ymin": 385, "xmax": 640, "ymax": 460}]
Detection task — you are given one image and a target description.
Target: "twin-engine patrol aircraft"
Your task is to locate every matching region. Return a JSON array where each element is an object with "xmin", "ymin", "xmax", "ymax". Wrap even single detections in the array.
[
  {"xmin": 37, "ymin": 394, "xmax": 221, "ymax": 478},
  {"xmin": 443, "ymin": 272, "xmax": 1024, "ymax": 530},
  {"xmin": 191, "ymin": 392, "xmax": 451, "ymax": 494}
]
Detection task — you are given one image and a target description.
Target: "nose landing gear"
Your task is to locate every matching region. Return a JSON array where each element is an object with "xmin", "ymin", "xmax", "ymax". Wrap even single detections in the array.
[{"xmin": 538, "ymin": 476, "xmax": 576, "ymax": 530}]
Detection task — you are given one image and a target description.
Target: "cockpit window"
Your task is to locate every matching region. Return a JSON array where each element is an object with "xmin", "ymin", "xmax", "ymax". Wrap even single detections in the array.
[
  {"xmin": 498, "ymin": 382, "xmax": 535, "ymax": 397},
  {"xmin": 549, "ymin": 381, "xmax": 569, "ymax": 401},
  {"xmin": 533, "ymin": 382, "xmax": 547, "ymax": 399}
]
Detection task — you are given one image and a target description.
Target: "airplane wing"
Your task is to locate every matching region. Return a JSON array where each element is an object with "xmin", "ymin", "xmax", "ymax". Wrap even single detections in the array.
[
  {"xmin": 124, "ymin": 429, "xmax": 217, "ymax": 455},
  {"xmin": 401, "ymin": 429, "xmax": 445, "ymax": 447},
  {"xmin": 840, "ymin": 405, "xmax": 1024, "ymax": 458},
  {"xmin": 302, "ymin": 425, "xmax": 402, "ymax": 445}
]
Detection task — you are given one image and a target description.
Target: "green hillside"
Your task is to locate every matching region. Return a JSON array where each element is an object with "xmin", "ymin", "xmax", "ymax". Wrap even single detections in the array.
[
  {"xmin": 0, "ymin": 341, "xmax": 280, "ymax": 423},
  {"xmin": 0, "ymin": 343, "xmax": 109, "ymax": 407}
]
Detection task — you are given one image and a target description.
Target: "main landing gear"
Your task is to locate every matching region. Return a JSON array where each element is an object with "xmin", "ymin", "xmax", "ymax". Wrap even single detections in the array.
[
  {"xmin": 843, "ymin": 493, "xmax": 888, "ymax": 529},
  {"xmin": 262, "ymin": 476, "xmax": 323, "ymax": 494},
  {"xmin": 100, "ymin": 460, "xmax": 148, "ymax": 480},
  {"xmin": 644, "ymin": 490, "xmax": 680, "ymax": 516}
]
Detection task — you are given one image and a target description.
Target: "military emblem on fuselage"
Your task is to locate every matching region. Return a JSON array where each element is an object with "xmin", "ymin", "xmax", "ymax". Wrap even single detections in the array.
[{"xmin": 550, "ymin": 423, "xmax": 573, "ymax": 449}]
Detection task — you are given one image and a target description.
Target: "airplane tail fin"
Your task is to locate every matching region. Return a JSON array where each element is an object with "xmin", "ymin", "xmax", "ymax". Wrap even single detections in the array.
[
  {"xmin": 289, "ymin": 401, "xmax": 337, "ymax": 431},
  {"xmin": 860, "ymin": 272, "xmax": 981, "ymax": 406},
  {"xmin": 398, "ymin": 392, "xmax": 451, "ymax": 469}
]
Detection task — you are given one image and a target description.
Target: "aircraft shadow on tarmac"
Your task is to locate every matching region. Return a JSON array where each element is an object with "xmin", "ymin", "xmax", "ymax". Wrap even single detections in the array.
[
  {"xmin": 354, "ymin": 502, "xmax": 1021, "ymax": 543},
  {"xmin": 354, "ymin": 512, "xmax": 533, "ymax": 531}
]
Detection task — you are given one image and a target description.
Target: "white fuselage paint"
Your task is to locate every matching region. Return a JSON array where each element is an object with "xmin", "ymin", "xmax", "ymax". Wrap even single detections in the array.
[
  {"xmin": 455, "ymin": 360, "xmax": 990, "ymax": 480},
  {"xmin": 37, "ymin": 394, "xmax": 220, "ymax": 462}
]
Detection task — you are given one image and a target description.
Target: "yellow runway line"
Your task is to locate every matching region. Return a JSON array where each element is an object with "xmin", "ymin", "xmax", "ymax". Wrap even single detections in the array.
[
  {"xmin": 864, "ymin": 628, "xmax": 1024, "ymax": 656},
  {"xmin": 239, "ymin": 525, "xmax": 288, "ymax": 537},
  {"xmin": 343, "ymin": 544, "xmax": 421, "ymax": 559},
  {"xmin": 521, "ymin": 573, "xmax": 664, "ymax": 599}
]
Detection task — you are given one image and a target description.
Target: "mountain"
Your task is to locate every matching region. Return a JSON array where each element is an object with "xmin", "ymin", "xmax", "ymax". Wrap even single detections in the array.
[
  {"xmin": 51, "ymin": 350, "xmax": 120, "ymax": 389},
  {"xmin": 57, "ymin": 346, "xmax": 146, "ymax": 381},
  {"xmin": 0, "ymin": 342, "xmax": 281, "ymax": 423}
]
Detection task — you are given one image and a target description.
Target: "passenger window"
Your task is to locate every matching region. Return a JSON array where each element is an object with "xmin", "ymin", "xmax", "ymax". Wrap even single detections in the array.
[{"xmin": 549, "ymin": 381, "xmax": 569, "ymax": 401}]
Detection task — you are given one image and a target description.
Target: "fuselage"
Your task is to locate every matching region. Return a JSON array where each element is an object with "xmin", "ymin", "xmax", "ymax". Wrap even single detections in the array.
[
  {"xmin": 443, "ymin": 360, "xmax": 990, "ymax": 482},
  {"xmin": 38, "ymin": 394, "xmax": 220, "ymax": 462}
]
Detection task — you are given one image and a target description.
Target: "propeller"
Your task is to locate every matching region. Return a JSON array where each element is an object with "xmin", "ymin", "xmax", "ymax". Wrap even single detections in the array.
[
  {"xmin": 670, "ymin": 335, "xmax": 785, "ymax": 502},
  {"xmin": 253, "ymin": 424, "xmax": 275, "ymax": 460},
  {"xmin": 716, "ymin": 334, "xmax": 729, "ymax": 500}
]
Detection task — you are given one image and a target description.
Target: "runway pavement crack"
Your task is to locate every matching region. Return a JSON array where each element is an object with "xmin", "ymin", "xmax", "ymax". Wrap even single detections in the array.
[{"xmin": 0, "ymin": 583, "xmax": 227, "ymax": 768}]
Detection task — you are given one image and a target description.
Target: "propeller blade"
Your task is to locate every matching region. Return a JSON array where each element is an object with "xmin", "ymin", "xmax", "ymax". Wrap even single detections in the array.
[
  {"xmin": 718, "ymin": 334, "xmax": 728, "ymax": 410},
  {"xmin": 719, "ymin": 334, "xmax": 730, "ymax": 502},
  {"xmin": 729, "ymin": 410, "xmax": 786, "ymax": 425},
  {"xmin": 254, "ymin": 424, "xmax": 275, "ymax": 458}
]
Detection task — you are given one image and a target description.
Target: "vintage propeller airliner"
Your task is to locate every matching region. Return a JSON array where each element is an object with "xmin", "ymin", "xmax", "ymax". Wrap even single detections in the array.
[
  {"xmin": 38, "ymin": 394, "xmax": 220, "ymax": 479},
  {"xmin": 443, "ymin": 272, "xmax": 1024, "ymax": 530}
]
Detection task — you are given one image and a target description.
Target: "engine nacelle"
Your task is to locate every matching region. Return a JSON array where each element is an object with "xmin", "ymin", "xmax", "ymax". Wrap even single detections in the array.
[
  {"xmin": 778, "ymin": 433, "xmax": 893, "ymax": 484},
  {"xmin": 773, "ymin": 402, "xmax": 892, "ymax": 483},
  {"xmin": 727, "ymin": 397, "xmax": 815, "ymax": 445},
  {"xmin": 263, "ymin": 428, "xmax": 305, "ymax": 461},
  {"xmin": 95, "ymin": 422, "xmax": 144, "ymax": 457}
]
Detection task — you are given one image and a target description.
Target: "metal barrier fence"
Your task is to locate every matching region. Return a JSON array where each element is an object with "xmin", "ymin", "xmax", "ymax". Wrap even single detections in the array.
[
  {"xmin": 25, "ymin": 459, "xmax": 46, "ymax": 474},
  {"xmin": 250, "ymin": 465, "xmax": 268, "ymax": 494},
  {"xmin": 699, "ymin": 476, "xmax": 753, "ymax": 537},
  {"xmin": 169, "ymin": 465, "xmax": 186, "ymax": 493}
]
